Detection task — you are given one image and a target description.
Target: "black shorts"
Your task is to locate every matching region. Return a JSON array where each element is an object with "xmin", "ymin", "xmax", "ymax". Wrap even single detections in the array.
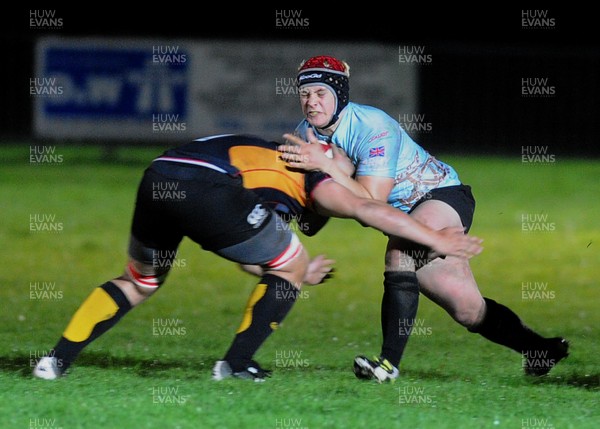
[
  {"xmin": 129, "ymin": 161, "xmax": 294, "ymax": 266},
  {"xmin": 409, "ymin": 184, "xmax": 476, "ymax": 232}
]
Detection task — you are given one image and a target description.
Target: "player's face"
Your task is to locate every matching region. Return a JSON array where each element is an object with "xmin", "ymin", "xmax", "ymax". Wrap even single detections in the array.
[{"xmin": 299, "ymin": 85, "xmax": 336, "ymax": 129}]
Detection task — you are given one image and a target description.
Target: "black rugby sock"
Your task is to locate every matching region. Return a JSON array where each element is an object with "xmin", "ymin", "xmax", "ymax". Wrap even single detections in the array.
[
  {"xmin": 380, "ymin": 271, "xmax": 419, "ymax": 367},
  {"xmin": 469, "ymin": 297, "xmax": 546, "ymax": 353},
  {"xmin": 224, "ymin": 274, "xmax": 298, "ymax": 370}
]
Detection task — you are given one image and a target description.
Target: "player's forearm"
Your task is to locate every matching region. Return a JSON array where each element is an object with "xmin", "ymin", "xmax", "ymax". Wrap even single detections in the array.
[
  {"xmin": 313, "ymin": 181, "xmax": 437, "ymax": 248},
  {"xmin": 353, "ymin": 199, "xmax": 439, "ymax": 248}
]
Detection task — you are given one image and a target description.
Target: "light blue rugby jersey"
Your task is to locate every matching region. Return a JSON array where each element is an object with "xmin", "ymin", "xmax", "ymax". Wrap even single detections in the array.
[{"xmin": 295, "ymin": 102, "xmax": 461, "ymax": 212}]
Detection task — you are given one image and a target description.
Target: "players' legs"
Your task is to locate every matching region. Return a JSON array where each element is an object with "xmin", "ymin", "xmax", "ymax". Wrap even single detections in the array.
[
  {"xmin": 410, "ymin": 200, "xmax": 485, "ymax": 328},
  {"xmin": 33, "ymin": 237, "xmax": 177, "ymax": 380},
  {"xmin": 353, "ymin": 230, "xmax": 422, "ymax": 381},
  {"xmin": 369, "ymin": 200, "xmax": 483, "ymax": 374},
  {"xmin": 215, "ymin": 214, "xmax": 309, "ymax": 377},
  {"xmin": 373, "ymin": 238, "xmax": 419, "ymax": 369},
  {"xmin": 34, "ymin": 165, "xmax": 185, "ymax": 379},
  {"xmin": 412, "ymin": 199, "xmax": 568, "ymax": 374}
]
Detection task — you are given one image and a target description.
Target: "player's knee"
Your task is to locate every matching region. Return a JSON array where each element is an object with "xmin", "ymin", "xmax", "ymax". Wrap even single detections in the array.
[
  {"xmin": 263, "ymin": 235, "xmax": 308, "ymax": 287},
  {"xmin": 112, "ymin": 267, "xmax": 164, "ymax": 307},
  {"xmin": 289, "ymin": 246, "xmax": 309, "ymax": 288},
  {"xmin": 127, "ymin": 235, "xmax": 172, "ymax": 293},
  {"xmin": 125, "ymin": 259, "xmax": 169, "ymax": 294}
]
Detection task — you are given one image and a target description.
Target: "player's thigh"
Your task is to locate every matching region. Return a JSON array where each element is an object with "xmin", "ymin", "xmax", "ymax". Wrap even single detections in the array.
[
  {"xmin": 386, "ymin": 200, "xmax": 461, "ymax": 270},
  {"xmin": 214, "ymin": 213, "xmax": 308, "ymax": 285},
  {"xmin": 181, "ymin": 174, "xmax": 301, "ymax": 265},
  {"xmin": 134, "ymin": 163, "xmax": 272, "ymax": 259},
  {"xmin": 125, "ymin": 167, "xmax": 188, "ymax": 295},
  {"xmin": 409, "ymin": 199, "xmax": 463, "ymax": 230},
  {"xmin": 411, "ymin": 199, "xmax": 483, "ymax": 323},
  {"xmin": 411, "ymin": 199, "xmax": 481, "ymax": 301}
]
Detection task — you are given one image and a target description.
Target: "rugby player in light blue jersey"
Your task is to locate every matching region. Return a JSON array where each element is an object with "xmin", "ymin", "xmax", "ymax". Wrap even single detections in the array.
[{"xmin": 279, "ymin": 55, "xmax": 568, "ymax": 382}]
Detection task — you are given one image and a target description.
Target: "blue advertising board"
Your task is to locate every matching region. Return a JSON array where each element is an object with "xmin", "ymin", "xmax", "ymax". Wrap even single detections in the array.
[{"xmin": 34, "ymin": 38, "xmax": 189, "ymax": 140}]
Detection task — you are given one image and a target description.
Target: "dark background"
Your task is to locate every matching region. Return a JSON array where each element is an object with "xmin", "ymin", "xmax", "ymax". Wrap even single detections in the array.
[{"xmin": 2, "ymin": 5, "xmax": 598, "ymax": 156}]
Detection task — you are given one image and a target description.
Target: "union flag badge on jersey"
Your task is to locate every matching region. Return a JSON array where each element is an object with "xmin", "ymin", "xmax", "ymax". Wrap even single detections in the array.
[{"xmin": 369, "ymin": 146, "xmax": 385, "ymax": 158}]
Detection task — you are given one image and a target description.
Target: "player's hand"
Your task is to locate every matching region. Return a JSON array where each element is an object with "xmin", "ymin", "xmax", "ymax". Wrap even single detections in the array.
[
  {"xmin": 303, "ymin": 254, "xmax": 335, "ymax": 285},
  {"xmin": 279, "ymin": 129, "xmax": 333, "ymax": 172},
  {"xmin": 431, "ymin": 227, "xmax": 483, "ymax": 259}
]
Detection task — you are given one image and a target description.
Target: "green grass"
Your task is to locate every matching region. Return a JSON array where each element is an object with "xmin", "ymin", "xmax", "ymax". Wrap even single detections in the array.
[{"xmin": 1, "ymin": 144, "xmax": 599, "ymax": 428}]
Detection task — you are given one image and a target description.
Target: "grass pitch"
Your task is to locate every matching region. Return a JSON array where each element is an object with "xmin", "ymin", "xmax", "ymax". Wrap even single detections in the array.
[{"xmin": 1, "ymin": 145, "xmax": 599, "ymax": 428}]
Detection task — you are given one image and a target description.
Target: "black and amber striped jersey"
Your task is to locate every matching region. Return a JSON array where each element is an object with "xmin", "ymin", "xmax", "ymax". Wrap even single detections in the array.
[{"xmin": 154, "ymin": 134, "xmax": 331, "ymax": 235}]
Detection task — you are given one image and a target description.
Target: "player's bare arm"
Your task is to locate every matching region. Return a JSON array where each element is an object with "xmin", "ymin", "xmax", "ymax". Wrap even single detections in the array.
[{"xmin": 311, "ymin": 180, "xmax": 483, "ymax": 259}]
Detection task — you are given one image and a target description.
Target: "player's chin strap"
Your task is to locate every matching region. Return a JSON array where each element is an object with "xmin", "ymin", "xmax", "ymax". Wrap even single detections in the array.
[{"xmin": 320, "ymin": 113, "xmax": 340, "ymax": 131}]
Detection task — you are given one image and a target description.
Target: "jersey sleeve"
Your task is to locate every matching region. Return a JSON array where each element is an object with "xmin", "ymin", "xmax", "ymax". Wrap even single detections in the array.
[
  {"xmin": 299, "ymin": 171, "xmax": 332, "ymax": 236},
  {"xmin": 294, "ymin": 208, "xmax": 330, "ymax": 237}
]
